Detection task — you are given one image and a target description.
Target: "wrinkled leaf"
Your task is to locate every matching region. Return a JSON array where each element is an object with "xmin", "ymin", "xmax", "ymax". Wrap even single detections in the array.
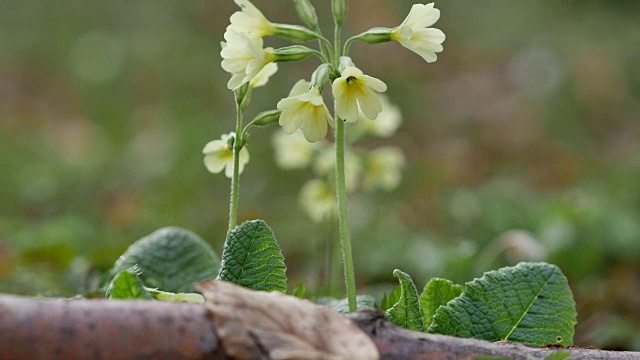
[
  {"xmin": 317, "ymin": 295, "xmax": 376, "ymax": 314},
  {"xmin": 106, "ymin": 267, "xmax": 151, "ymax": 300},
  {"xmin": 420, "ymin": 277, "xmax": 463, "ymax": 328},
  {"xmin": 199, "ymin": 280, "xmax": 379, "ymax": 360},
  {"xmin": 112, "ymin": 227, "xmax": 219, "ymax": 293},
  {"xmin": 429, "ymin": 262, "xmax": 577, "ymax": 347},
  {"xmin": 386, "ymin": 269, "xmax": 426, "ymax": 332},
  {"xmin": 218, "ymin": 220, "xmax": 287, "ymax": 292}
]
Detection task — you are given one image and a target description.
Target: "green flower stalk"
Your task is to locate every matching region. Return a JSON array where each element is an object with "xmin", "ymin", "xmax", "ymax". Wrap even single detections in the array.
[{"xmin": 208, "ymin": 0, "xmax": 445, "ymax": 313}]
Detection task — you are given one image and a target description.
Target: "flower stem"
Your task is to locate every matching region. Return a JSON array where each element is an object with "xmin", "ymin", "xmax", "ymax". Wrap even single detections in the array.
[
  {"xmin": 332, "ymin": 15, "xmax": 356, "ymax": 312},
  {"xmin": 228, "ymin": 103, "xmax": 243, "ymax": 233},
  {"xmin": 335, "ymin": 116, "xmax": 357, "ymax": 312}
]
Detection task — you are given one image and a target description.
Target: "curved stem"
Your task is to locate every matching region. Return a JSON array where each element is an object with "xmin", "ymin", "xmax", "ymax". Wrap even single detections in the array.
[
  {"xmin": 317, "ymin": 36, "xmax": 334, "ymax": 65},
  {"xmin": 343, "ymin": 36, "xmax": 355, "ymax": 57}
]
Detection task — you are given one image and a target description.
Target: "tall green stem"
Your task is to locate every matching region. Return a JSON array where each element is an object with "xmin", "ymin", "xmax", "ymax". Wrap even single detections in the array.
[
  {"xmin": 228, "ymin": 103, "xmax": 243, "ymax": 233},
  {"xmin": 335, "ymin": 115, "xmax": 357, "ymax": 312},
  {"xmin": 332, "ymin": 16, "xmax": 356, "ymax": 312}
]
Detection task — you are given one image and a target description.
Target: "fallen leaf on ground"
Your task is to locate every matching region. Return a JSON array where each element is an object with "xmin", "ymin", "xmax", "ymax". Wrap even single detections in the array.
[{"xmin": 198, "ymin": 280, "xmax": 379, "ymax": 360}]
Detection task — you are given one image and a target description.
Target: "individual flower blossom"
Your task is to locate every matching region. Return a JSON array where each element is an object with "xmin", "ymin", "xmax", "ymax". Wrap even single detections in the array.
[
  {"xmin": 332, "ymin": 65, "xmax": 387, "ymax": 123},
  {"xmin": 228, "ymin": 0, "xmax": 276, "ymax": 39},
  {"xmin": 356, "ymin": 94, "xmax": 402, "ymax": 138},
  {"xmin": 390, "ymin": 3, "xmax": 445, "ymax": 63},
  {"xmin": 271, "ymin": 129, "xmax": 321, "ymax": 169},
  {"xmin": 299, "ymin": 179, "xmax": 337, "ymax": 223},
  {"xmin": 227, "ymin": 0, "xmax": 320, "ymax": 42},
  {"xmin": 250, "ymin": 62, "xmax": 278, "ymax": 88},
  {"xmin": 221, "ymin": 30, "xmax": 276, "ymax": 90},
  {"xmin": 203, "ymin": 132, "xmax": 250, "ymax": 178},
  {"xmin": 277, "ymin": 79, "xmax": 335, "ymax": 143},
  {"xmin": 313, "ymin": 147, "xmax": 362, "ymax": 192},
  {"xmin": 361, "ymin": 147, "xmax": 405, "ymax": 191},
  {"xmin": 249, "ymin": 63, "xmax": 278, "ymax": 89}
]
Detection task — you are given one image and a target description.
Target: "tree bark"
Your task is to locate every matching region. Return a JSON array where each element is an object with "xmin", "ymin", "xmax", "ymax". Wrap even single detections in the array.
[{"xmin": 1, "ymin": 295, "xmax": 638, "ymax": 360}]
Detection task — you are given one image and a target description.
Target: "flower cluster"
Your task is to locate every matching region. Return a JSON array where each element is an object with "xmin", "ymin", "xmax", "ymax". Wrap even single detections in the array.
[
  {"xmin": 205, "ymin": 0, "xmax": 446, "ymax": 315},
  {"xmin": 272, "ymin": 95, "xmax": 406, "ymax": 223},
  {"xmin": 204, "ymin": 0, "xmax": 444, "ymax": 179}
]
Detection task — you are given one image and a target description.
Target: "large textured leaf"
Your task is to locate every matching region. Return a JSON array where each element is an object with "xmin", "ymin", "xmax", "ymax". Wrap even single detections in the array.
[
  {"xmin": 217, "ymin": 220, "xmax": 287, "ymax": 292},
  {"xmin": 420, "ymin": 278, "xmax": 463, "ymax": 328},
  {"xmin": 428, "ymin": 262, "xmax": 577, "ymax": 347},
  {"xmin": 386, "ymin": 269, "xmax": 426, "ymax": 332},
  {"xmin": 112, "ymin": 227, "xmax": 219, "ymax": 293}
]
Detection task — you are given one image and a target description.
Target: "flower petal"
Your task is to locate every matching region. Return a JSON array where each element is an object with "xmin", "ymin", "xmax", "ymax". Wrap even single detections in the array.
[
  {"xmin": 361, "ymin": 74, "xmax": 387, "ymax": 93},
  {"xmin": 404, "ymin": 3, "xmax": 440, "ymax": 30},
  {"xmin": 301, "ymin": 107, "xmax": 328, "ymax": 142},
  {"xmin": 357, "ymin": 87, "xmax": 383, "ymax": 120}
]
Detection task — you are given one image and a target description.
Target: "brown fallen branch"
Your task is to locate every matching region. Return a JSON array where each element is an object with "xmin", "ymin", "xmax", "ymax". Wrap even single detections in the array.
[{"xmin": 1, "ymin": 283, "xmax": 638, "ymax": 360}]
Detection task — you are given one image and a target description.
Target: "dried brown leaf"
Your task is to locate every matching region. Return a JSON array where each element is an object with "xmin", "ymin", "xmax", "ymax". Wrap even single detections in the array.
[{"xmin": 198, "ymin": 280, "xmax": 379, "ymax": 360}]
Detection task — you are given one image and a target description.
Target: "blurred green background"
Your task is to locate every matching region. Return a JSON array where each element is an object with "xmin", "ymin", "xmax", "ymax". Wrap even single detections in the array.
[{"xmin": 1, "ymin": 0, "xmax": 639, "ymax": 350}]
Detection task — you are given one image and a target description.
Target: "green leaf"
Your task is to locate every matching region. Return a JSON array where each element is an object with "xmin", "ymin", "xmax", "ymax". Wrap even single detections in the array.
[
  {"xmin": 291, "ymin": 283, "xmax": 306, "ymax": 299},
  {"xmin": 428, "ymin": 262, "xmax": 577, "ymax": 347},
  {"xmin": 106, "ymin": 267, "xmax": 152, "ymax": 300},
  {"xmin": 111, "ymin": 227, "xmax": 219, "ymax": 293},
  {"xmin": 379, "ymin": 284, "xmax": 401, "ymax": 311},
  {"xmin": 317, "ymin": 295, "xmax": 376, "ymax": 314},
  {"xmin": 386, "ymin": 269, "xmax": 426, "ymax": 332},
  {"xmin": 145, "ymin": 288, "xmax": 205, "ymax": 304},
  {"xmin": 420, "ymin": 278, "xmax": 463, "ymax": 328},
  {"xmin": 217, "ymin": 220, "xmax": 287, "ymax": 292}
]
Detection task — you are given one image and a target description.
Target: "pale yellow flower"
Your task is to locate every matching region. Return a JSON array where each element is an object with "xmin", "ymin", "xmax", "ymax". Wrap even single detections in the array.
[
  {"xmin": 228, "ymin": 0, "xmax": 319, "ymax": 42},
  {"xmin": 271, "ymin": 130, "xmax": 320, "ymax": 169},
  {"xmin": 221, "ymin": 30, "xmax": 276, "ymax": 90},
  {"xmin": 362, "ymin": 147, "xmax": 405, "ymax": 191},
  {"xmin": 228, "ymin": 0, "xmax": 276, "ymax": 39},
  {"xmin": 390, "ymin": 3, "xmax": 445, "ymax": 63},
  {"xmin": 202, "ymin": 132, "xmax": 250, "ymax": 178},
  {"xmin": 277, "ymin": 80, "xmax": 334, "ymax": 143},
  {"xmin": 299, "ymin": 179, "xmax": 336, "ymax": 223},
  {"xmin": 332, "ymin": 66, "xmax": 387, "ymax": 123},
  {"xmin": 249, "ymin": 62, "xmax": 278, "ymax": 88}
]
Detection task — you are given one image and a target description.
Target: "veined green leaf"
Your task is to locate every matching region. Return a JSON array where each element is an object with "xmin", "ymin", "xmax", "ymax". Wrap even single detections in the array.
[
  {"xmin": 111, "ymin": 227, "xmax": 219, "ymax": 293},
  {"xmin": 420, "ymin": 278, "xmax": 462, "ymax": 328},
  {"xmin": 218, "ymin": 220, "xmax": 287, "ymax": 292},
  {"xmin": 386, "ymin": 269, "xmax": 426, "ymax": 332},
  {"xmin": 428, "ymin": 262, "xmax": 577, "ymax": 347},
  {"xmin": 106, "ymin": 267, "xmax": 151, "ymax": 300}
]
